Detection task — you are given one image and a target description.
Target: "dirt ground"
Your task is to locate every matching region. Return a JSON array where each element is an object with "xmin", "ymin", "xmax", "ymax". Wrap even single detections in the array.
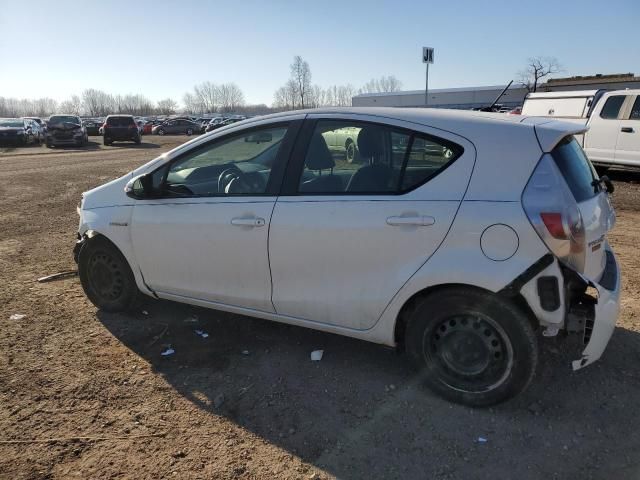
[{"xmin": 1, "ymin": 136, "xmax": 639, "ymax": 480}]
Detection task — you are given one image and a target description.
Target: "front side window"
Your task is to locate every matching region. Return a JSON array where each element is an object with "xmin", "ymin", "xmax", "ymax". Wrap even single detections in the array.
[
  {"xmin": 298, "ymin": 120, "xmax": 460, "ymax": 195},
  {"xmin": 161, "ymin": 125, "xmax": 288, "ymax": 197},
  {"xmin": 600, "ymin": 96, "xmax": 625, "ymax": 119}
]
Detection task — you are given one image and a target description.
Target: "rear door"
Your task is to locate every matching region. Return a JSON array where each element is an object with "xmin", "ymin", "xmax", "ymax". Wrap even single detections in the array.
[
  {"xmin": 615, "ymin": 95, "xmax": 640, "ymax": 166},
  {"xmin": 268, "ymin": 115, "xmax": 475, "ymax": 330}
]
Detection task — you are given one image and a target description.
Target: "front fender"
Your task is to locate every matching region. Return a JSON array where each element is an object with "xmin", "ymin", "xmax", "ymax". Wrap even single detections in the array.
[{"xmin": 78, "ymin": 205, "xmax": 154, "ymax": 297}]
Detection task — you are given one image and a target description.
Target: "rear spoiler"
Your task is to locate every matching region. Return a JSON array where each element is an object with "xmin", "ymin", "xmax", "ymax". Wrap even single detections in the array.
[{"xmin": 519, "ymin": 117, "xmax": 589, "ymax": 153}]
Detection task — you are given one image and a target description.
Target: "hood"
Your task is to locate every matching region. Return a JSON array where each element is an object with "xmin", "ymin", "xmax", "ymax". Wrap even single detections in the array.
[{"xmin": 48, "ymin": 121, "xmax": 82, "ymax": 131}]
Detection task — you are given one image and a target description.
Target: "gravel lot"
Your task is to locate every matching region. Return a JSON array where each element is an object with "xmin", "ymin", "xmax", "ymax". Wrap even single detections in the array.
[{"xmin": 1, "ymin": 136, "xmax": 639, "ymax": 479}]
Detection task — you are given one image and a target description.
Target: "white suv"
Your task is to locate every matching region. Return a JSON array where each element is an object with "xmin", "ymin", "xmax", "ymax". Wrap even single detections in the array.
[{"xmin": 74, "ymin": 108, "xmax": 621, "ymax": 406}]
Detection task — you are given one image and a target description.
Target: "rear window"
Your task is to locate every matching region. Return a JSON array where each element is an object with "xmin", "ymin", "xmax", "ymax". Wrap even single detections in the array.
[
  {"xmin": 599, "ymin": 96, "xmax": 625, "ymax": 119},
  {"xmin": 107, "ymin": 116, "xmax": 135, "ymax": 126},
  {"xmin": 551, "ymin": 137, "xmax": 598, "ymax": 202},
  {"xmin": 49, "ymin": 115, "xmax": 80, "ymax": 124}
]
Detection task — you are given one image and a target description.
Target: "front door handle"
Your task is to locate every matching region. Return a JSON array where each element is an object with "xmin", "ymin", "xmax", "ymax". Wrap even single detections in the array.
[
  {"xmin": 231, "ymin": 217, "xmax": 266, "ymax": 227},
  {"xmin": 386, "ymin": 215, "xmax": 435, "ymax": 226},
  {"xmin": 621, "ymin": 127, "xmax": 634, "ymax": 133}
]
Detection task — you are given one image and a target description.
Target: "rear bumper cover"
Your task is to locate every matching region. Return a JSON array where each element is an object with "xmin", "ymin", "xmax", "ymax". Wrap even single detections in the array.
[{"xmin": 572, "ymin": 249, "xmax": 621, "ymax": 370}]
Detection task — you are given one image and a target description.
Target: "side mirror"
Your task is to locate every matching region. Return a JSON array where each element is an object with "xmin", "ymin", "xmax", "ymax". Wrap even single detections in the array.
[{"xmin": 125, "ymin": 173, "xmax": 153, "ymax": 199}]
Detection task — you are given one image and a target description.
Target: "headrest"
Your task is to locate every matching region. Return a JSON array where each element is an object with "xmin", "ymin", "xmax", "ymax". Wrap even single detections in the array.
[
  {"xmin": 357, "ymin": 126, "xmax": 385, "ymax": 159},
  {"xmin": 305, "ymin": 132, "xmax": 335, "ymax": 170}
]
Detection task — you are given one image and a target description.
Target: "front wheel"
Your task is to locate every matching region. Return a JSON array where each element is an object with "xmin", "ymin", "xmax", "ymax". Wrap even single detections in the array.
[
  {"xmin": 186, "ymin": 128, "xmax": 193, "ymax": 136},
  {"xmin": 405, "ymin": 288, "xmax": 538, "ymax": 406},
  {"xmin": 157, "ymin": 128, "xmax": 165, "ymax": 136},
  {"xmin": 78, "ymin": 236, "xmax": 140, "ymax": 312}
]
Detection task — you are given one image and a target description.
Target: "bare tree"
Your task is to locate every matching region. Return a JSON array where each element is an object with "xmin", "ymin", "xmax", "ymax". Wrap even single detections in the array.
[
  {"xmin": 59, "ymin": 95, "xmax": 83, "ymax": 115},
  {"xmin": 192, "ymin": 81, "xmax": 219, "ymax": 113},
  {"xmin": 359, "ymin": 75, "xmax": 403, "ymax": 94},
  {"xmin": 157, "ymin": 98, "xmax": 178, "ymax": 115},
  {"xmin": 518, "ymin": 57, "xmax": 562, "ymax": 92},
  {"xmin": 290, "ymin": 56, "xmax": 312, "ymax": 108},
  {"xmin": 218, "ymin": 83, "xmax": 245, "ymax": 112}
]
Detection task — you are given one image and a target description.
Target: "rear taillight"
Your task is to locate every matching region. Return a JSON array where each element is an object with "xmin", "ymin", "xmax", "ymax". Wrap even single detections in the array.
[{"xmin": 522, "ymin": 154, "xmax": 586, "ymax": 272}]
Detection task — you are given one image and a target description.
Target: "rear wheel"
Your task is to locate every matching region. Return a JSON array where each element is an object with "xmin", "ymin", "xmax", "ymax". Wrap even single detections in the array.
[
  {"xmin": 186, "ymin": 128, "xmax": 193, "ymax": 136},
  {"xmin": 405, "ymin": 287, "xmax": 538, "ymax": 406},
  {"xmin": 78, "ymin": 236, "xmax": 139, "ymax": 312},
  {"xmin": 157, "ymin": 128, "xmax": 165, "ymax": 136}
]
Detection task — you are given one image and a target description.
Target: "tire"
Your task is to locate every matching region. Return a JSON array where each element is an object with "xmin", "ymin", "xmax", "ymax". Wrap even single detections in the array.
[
  {"xmin": 186, "ymin": 128, "xmax": 193, "ymax": 136},
  {"xmin": 157, "ymin": 128, "xmax": 165, "ymax": 136},
  {"xmin": 78, "ymin": 236, "xmax": 140, "ymax": 312},
  {"xmin": 345, "ymin": 139, "xmax": 357, "ymax": 163},
  {"xmin": 104, "ymin": 137, "xmax": 111, "ymax": 146},
  {"xmin": 405, "ymin": 287, "xmax": 538, "ymax": 407},
  {"xmin": 134, "ymin": 136, "xmax": 141, "ymax": 144}
]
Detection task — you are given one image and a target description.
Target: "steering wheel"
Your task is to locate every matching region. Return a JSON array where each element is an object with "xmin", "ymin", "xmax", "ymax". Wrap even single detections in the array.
[{"xmin": 218, "ymin": 165, "xmax": 251, "ymax": 194}]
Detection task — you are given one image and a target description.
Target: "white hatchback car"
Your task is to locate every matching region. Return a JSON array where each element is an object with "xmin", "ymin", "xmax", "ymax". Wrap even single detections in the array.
[{"xmin": 74, "ymin": 108, "xmax": 621, "ymax": 406}]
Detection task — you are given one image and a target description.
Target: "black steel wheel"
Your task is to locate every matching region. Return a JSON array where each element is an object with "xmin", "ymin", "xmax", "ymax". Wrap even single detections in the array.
[
  {"xmin": 78, "ymin": 236, "xmax": 139, "ymax": 312},
  {"xmin": 405, "ymin": 287, "xmax": 537, "ymax": 406}
]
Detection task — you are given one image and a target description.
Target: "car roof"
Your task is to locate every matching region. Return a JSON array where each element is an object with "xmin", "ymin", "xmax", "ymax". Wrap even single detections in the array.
[{"xmin": 243, "ymin": 107, "xmax": 586, "ymax": 152}]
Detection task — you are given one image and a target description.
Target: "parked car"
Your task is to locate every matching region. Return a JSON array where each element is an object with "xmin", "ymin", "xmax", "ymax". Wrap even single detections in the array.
[
  {"xmin": 74, "ymin": 108, "xmax": 620, "ymax": 407},
  {"xmin": 142, "ymin": 121, "xmax": 154, "ymax": 135},
  {"xmin": 24, "ymin": 117, "xmax": 47, "ymax": 136},
  {"xmin": 204, "ymin": 117, "xmax": 242, "ymax": 132},
  {"xmin": 0, "ymin": 118, "xmax": 41, "ymax": 146},
  {"xmin": 152, "ymin": 119, "xmax": 200, "ymax": 136},
  {"xmin": 84, "ymin": 120, "xmax": 102, "ymax": 136},
  {"xmin": 522, "ymin": 89, "xmax": 640, "ymax": 168},
  {"xmin": 45, "ymin": 115, "xmax": 87, "ymax": 147},
  {"xmin": 103, "ymin": 115, "xmax": 141, "ymax": 145}
]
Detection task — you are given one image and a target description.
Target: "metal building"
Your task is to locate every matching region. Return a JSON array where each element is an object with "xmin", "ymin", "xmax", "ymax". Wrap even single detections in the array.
[
  {"xmin": 352, "ymin": 84, "xmax": 528, "ymax": 110},
  {"xmin": 351, "ymin": 73, "xmax": 640, "ymax": 110}
]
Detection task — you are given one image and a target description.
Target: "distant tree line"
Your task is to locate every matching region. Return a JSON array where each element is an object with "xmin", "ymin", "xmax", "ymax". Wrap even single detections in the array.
[{"xmin": 272, "ymin": 55, "xmax": 402, "ymax": 110}]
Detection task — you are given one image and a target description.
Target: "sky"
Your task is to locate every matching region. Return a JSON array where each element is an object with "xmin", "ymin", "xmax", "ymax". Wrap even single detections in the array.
[{"xmin": 0, "ymin": 0, "xmax": 638, "ymax": 107}]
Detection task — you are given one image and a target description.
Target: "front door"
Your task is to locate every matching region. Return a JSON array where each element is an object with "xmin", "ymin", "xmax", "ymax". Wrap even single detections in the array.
[
  {"xmin": 269, "ymin": 117, "xmax": 475, "ymax": 330},
  {"xmin": 130, "ymin": 123, "xmax": 295, "ymax": 312},
  {"xmin": 584, "ymin": 94, "xmax": 626, "ymax": 164},
  {"xmin": 615, "ymin": 95, "xmax": 640, "ymax": 166}
]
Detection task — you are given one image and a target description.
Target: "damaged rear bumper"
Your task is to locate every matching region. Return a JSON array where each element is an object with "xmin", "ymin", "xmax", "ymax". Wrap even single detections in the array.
[{"xmin": 571, "ymin": 250, "xmax": 621, "ymax": 370}]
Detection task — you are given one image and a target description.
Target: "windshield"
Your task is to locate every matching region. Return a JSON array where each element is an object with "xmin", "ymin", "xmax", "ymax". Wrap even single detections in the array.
[
  {"xmin": 49, "ymin": 116, "xmax": 80, "ymax": 124},
  {"xmin": 0, "ymin": 119, "xmax": 23, "ymax": 127}
]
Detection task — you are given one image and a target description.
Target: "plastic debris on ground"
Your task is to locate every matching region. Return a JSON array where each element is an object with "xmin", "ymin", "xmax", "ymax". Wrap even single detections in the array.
[
  {"xmin": 141, "ymin": 310, "xmax": 149, "ymax": 316},
  {"xmin": 310, "ymin": 350, "xmax": 324, "ymax": 361},
  {"xmin": 161, "ymin": 347, "xmax": 175, "ymax": 356},
  {"xmin": 184, "ymin": 314, "xmax": 199, "ymax": 323},
  {"xmin": 194, "ymin": 329, "xmax": 209, "ymax": 339},
  {"xmin": 9, "ymin": 314, "xmax": 26, "ymax": 320},
  {"xmin": 241, "ymin": 350, "xmax": 250, "ymax": 355},
  {"xmin": 477, "ymin": 437, "xmax": 488, "ymax": 443}
]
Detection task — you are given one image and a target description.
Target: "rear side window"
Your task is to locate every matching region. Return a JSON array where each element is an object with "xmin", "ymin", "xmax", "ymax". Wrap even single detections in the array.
[
  {"xmin": 107, "ymin": 116, "xmax": 135, "ymax": 126},
  {"xmin": 551, "ymin": 137, "xmax": 597, "ymax": 202},
  {"xmin": 599, "ymin": 96, "xmax": 625, "ymax": 119},
  {"xmin": 297, "ymin": 120, "xmax": 461, "ymax": 195}
]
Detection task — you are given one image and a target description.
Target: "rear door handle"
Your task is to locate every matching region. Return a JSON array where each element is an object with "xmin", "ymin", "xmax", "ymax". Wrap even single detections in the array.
[
  {"xmin": 386, "ymin": 215, "xmax": 435, "ymax": 226},
  {"xmin": 621, "ymin": 127, "xmax": 634, "ymax": 133},
  {"xmin": 231, "ymin": 217, "xmax": 266, "ymax": 227}
]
